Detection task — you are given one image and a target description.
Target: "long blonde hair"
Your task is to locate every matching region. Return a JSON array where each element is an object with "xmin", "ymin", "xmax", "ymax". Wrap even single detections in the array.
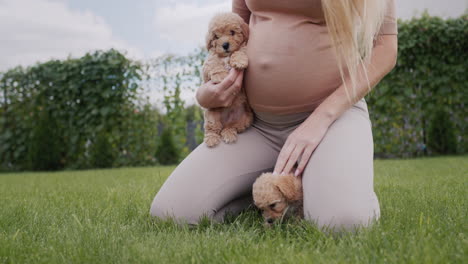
[{"xmin": 321, "ymin": 0, "xmax": 387, "ymax": 103}]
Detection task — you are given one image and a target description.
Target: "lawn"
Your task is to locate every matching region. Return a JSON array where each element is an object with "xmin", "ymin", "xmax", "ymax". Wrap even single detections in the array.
[{"xmin": 0, "ymin": 156, "xmax": 466, "ymax": 264}]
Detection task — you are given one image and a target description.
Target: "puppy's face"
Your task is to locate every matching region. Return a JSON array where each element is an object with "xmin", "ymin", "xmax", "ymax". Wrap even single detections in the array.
[
  {"xmin": 209, "ymin": 25, "xmax": 245, "ymax": 56},
  {"xmin": 206, "ymin": 13, "xmax": 249, "ymax": 57},
  {"xmin": 252, "ymin": 173, "xmax": 302, "ymax": 226},
  {"xmin": 255, "ymin": 188, "xmax": 288, "ymax": 225}
]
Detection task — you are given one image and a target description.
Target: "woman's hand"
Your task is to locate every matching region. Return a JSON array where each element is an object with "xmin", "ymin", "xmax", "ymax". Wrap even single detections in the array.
[
  {"xmin": 273, "ymin": 112, "xmax": 334, "ymax": 177},
  {"xmin": 196, "ymin": 69, "xmax": 244, "ymax": 109}
]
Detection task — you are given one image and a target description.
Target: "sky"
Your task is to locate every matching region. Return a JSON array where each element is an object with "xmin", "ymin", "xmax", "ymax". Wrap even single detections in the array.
[{"xmin": 1, "ymin": 0, "xmax": 466, "ymax": 71}]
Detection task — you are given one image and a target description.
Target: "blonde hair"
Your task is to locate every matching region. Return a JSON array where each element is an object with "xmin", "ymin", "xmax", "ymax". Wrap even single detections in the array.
[{"xmin": 321, "ymin": 0, "xmax": 387, "ymax": 103}]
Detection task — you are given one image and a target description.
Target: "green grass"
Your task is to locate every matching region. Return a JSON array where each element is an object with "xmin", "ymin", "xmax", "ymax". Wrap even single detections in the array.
[{"xmin": 0, "ymin": 156, "xmax": 467, "ymax": 264}]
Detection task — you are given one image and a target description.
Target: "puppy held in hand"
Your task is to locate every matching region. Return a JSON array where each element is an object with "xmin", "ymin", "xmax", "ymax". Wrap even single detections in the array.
[
  {"xmin": 252, "ymin": 172, "xmax": 303, "ymax": 226},
  {"xmin": 201, "ymin": 12, "xmax": 253, "ymax": 147}
]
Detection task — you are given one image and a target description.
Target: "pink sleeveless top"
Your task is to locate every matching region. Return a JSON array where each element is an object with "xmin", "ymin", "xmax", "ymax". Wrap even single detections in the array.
[{"xmin": 233, "ymin": 0, "xmax": 397, "ymax": 114}]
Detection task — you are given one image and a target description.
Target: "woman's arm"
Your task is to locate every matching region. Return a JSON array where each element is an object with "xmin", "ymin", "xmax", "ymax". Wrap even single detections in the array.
[
  {"xmin": 273, "ymin": 35, "xmax": 398, "ymax": 176},
  {"xmin": 232, "ymin": 0, "xmax": 251, "ymax": 24},
  {"xmin": 312, "ymin": 35, "xmax": 397, "ymax": 127}
]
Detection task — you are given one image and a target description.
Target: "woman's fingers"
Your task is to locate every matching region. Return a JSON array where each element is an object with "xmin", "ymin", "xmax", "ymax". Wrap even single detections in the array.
[
  {"xmin": 220, "ymin": 70, "xmax": 244, "ymax": 107},
  {"xmin": 282, "ymin": 144, "xmax": 305, "ymax": 175},
  {"xmin": 218, "ymin": 69, "xmax": 240, "ymax": 90},
  {"xmin": 274, "ymin": 143, "xmax": 295, "ymax": 175},
  {"xmin": 225, "ymin": 70, "xmax": 244, "ymax": 96},
  {"xmin": 197, "ymin": 69, "xmax": 242, "ymax": 108},
  {"xmin": 294, "ymin": 146, "xmax": 314, "ymax": 177}
]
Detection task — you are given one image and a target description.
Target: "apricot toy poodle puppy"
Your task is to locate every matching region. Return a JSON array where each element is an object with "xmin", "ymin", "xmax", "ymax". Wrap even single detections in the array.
[
  {"xmin": 252, "ymin": 172, "xmax": 304, "ymax": 226},
  {"xmin": 201, "ymin": 12, "xmax": 253, "ymax": 147}
]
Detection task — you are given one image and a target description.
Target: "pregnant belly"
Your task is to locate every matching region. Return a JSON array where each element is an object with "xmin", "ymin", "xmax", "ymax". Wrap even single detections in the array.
[
  {"xmin": 244, "ymin": 49, "xmax": 343, "ymax": 113},
  {"xmin": 244, "ymin": 23, "xmax": 345, "ymax": 113}
]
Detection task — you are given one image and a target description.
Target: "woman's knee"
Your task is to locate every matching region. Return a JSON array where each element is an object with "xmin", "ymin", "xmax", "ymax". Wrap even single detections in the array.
[
  {"xmin": 149, "ymin": 208, "xmax": 207, "ymax": 226},
  {"xmin": 304, "ymin": 209, "xmax": 379, "ymax": 232},
  {"xmin": 303, "ymin": 192, "xmax": 380, "ymax": 232},
  {"xmin": 149, "ymin": 192, "xmax": 210, "ymax": 225}
]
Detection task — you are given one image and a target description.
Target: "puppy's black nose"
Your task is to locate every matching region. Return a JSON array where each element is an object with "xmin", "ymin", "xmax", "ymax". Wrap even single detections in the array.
[
  {"xmin": 267, "ymin": 218, "xmax": 274, "ymax": 224},
  {"xmin": 222, "ymin": 42, "xmax": 230, "ymax": 50}
]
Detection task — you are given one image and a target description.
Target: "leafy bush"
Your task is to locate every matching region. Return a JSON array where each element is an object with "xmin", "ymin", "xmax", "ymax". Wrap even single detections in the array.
[
  {"xmin": 89, "ymin": 131, "xmax": 116, "ymax": 169},
  {"xmin": 114, "ymin": 104, "xmax": 160, "ymax": 167},
  {"xmin": 27, "ymin": 109, "xmax": 64, "ymax": 171},
  {"xmin": 366, "ymin": 13, "xmax": 467, "ymax": 157},
  {"xmin": 155, "ymin": 126, "xmax": 179, "ymax": 165},
  {"xmin": 0, "ymin": 49, "xmax": 150, "ymax": 170},
  {"xmin": 185, "ymin": 104, "xmax": 205, "ymax": 150},
  {"xmin": 149, "ymin": 48, "xmax": 206, "ymax": 159},
  {"xmin": 427, "ymin": 108, "xmax": 457, "ymax": 155}
]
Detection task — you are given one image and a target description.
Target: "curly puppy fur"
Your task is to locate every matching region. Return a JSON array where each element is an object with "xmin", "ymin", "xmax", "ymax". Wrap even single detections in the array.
[
  {"xmin": 252, "ymin": 172, "xmax": 303, "ymax": 226},
  {"xmin": 201, "ymin": 12, "xmax": 253, "ymax": 147}
]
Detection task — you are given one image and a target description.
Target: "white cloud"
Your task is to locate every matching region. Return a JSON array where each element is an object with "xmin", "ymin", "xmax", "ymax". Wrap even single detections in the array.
[
  {"xmin": 154, "ymin": 1, "xmax": 230, "ymax": 51},
  {"xmin": 0, "ymin": 0, "xmax": 143, "ymax": 71}
]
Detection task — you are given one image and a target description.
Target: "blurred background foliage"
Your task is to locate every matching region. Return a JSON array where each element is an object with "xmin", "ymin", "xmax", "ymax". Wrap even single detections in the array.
[
  {"xmin": 0, "ymin": 14, "xmax": 466, "ymax": 171},
  {"xmin": 366, "ymin": 13, "xmax": 467, "ymax": 158}
]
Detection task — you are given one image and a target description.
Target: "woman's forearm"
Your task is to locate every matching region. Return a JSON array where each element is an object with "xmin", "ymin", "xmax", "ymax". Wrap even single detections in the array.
[{"xmin": 310, "ymin": 35, "xmax": 398, "ymax": 126}]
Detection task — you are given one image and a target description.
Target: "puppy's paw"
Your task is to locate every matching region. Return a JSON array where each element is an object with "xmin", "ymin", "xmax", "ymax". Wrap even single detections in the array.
[
  {"xmin": 221, "ymin": 128, "xmax": 238, "ymax": 144},
  {"xmin": 205, "ymin": 134, "xmax": 221, "ymax": 147},
  {"xmin": 230, "ymin": 53, "xmax": 248, "ymax": 69},
  {"xmin": 211, "ymin": 71, "xmax": 229, "ymax": 84},
  {"xmin": 236, "ymin": 122, "xmax": 249, "ymax": 133}
]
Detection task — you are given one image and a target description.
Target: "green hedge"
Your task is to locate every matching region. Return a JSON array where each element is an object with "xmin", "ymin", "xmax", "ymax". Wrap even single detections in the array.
[
  {"xmin": 0, "ymin": 50, "xmax": 159, "ymax": 170},
  {"xmin": 366, "ymin": 13, "xmax": 467, "ymax": 157}
]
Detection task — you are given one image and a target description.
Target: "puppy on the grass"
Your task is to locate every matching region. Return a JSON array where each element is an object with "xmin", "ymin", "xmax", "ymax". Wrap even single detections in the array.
[
  {"xmin": 252, "ymin": 172, "xmax": 303, "ymax": 227},
  {"xmin": 201, "ymin": 12, "xmax": 253, "ymax": 147}
]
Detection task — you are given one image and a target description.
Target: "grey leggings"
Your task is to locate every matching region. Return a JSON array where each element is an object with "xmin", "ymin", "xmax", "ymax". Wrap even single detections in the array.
[{"xmin": 150, "ymin": 98, "xmax": 380, "ymax": 231}]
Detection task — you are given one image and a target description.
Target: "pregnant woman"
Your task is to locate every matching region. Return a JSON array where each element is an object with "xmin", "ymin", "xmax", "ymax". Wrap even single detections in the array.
[{"xmin": 150, "ymin": 0, "xmax": 398, "ymax": 231}]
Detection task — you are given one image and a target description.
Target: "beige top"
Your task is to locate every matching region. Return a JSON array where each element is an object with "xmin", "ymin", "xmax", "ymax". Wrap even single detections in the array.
[{"xmin": 233, "ymin": 0, "xmax": 398, "ymax": 114}]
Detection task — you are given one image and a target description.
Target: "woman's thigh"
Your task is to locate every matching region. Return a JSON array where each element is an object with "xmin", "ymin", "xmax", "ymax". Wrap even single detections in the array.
[
  {"xmin": 150, "ymin": 126, "xmax": 277, "ymax": 224},
  {"xmin": 302, "ymin": 99, "xmax": 379, "ymax": 231}
]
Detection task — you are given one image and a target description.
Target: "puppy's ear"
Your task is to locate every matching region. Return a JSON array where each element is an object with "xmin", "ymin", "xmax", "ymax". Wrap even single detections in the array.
[
  {"xmin": 274, "ymin": 175, "xmax": 302, "ymax": 202},
  {"xmin": 240, "ymin": 21, "xmax": 249, "ymax": 42},
  {"xmin": 205, "ymin": 32, "xmax": 214, "ymax": 50}
]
